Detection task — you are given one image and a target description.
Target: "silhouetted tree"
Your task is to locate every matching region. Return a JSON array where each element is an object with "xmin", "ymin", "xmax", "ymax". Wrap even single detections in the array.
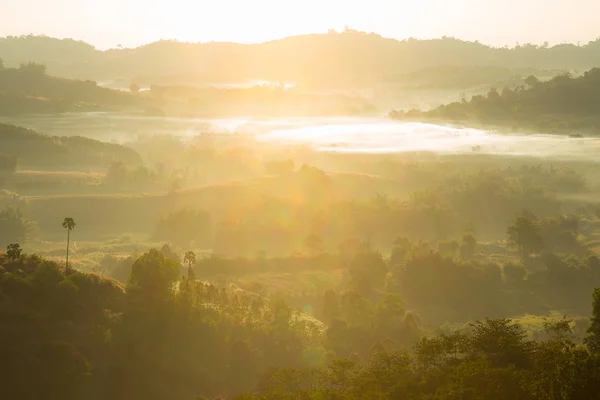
[
  {"xmin": 585, "ymin": 288, "xmax": 600, "ymax": 353},
  {"xmin": 460, "ymin": 233, "xmax": 477, "ymax": 259},
  {"xmin": 184, "ymin": 251, "xmax": 196, "ymax": 279},
  {"xmin": 507, "ymin": 212, "xmax": 542, "ymax": 260},
  {"xmin": 524, "ymin": 75, "xmax": 539, "ymax": 87},
  {"xmin": 6, "ymin": 243, "xmax": 21, "ymax": 262},
  {"xmin": 62, "ymin": 217, "xmax": 76, "ymax": 270}
]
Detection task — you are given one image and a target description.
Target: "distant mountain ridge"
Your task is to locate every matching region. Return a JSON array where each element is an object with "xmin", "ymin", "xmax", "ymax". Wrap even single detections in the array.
[{"xmin": 2, "ymin": 31, "xmax": 600, "ymax": 85}]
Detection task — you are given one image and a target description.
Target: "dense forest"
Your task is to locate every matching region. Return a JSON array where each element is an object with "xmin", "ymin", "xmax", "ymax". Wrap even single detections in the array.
[
  {"xmin": 391, "ymin": 68, "xmax": 600, "ymax": 133},
  {"xmin": 0, "ymin": 32, "xmax": 597, "ymax": 86},
  {"xmin": 2, "ymin": 243, "xmax": 600, "ymax": 399}
]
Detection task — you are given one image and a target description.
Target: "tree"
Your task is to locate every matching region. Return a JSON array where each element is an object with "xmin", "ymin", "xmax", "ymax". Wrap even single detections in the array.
[
  {"xmin": 460, "ymin": 233, "xmax": 477, "ymax": 259},
  {"xmin": 19, "ymin": 62, "xmax": 46, "ymax": 76},
  {"xmin": 6, "ymin": 243, "xmax": 21, "ymax": 262},
  {"xmin": 128, "ymin": 248, "xmax": 180, "ymax": 297},
  {"xmin": 129, "ymin": 83, "xmax": 140, "ymax": 94},
  {"xmin": 507, "ymin": 212, "xmax": 542, "ymax": 260},
  {"xmin": 62, "ymin": 218, "xmax": 76, "ymax": 270},
  {"xmin": 184, "ymin": 251, "xmax": 196, "ymax": 279},
  {"xmin": 524, "ymin": 75, "xmax": 539, "ymax": 88},
  {"xmin": 469, "ymin": 318, "xmax": 535, "ymax": 368},
  {"xmin": 585, "ymin": 288, "xmax": 600, "ymax": 353}
]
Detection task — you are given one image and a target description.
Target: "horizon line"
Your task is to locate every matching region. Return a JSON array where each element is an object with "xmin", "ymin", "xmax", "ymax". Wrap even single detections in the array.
[{"xmin": 2, "ymin": 28, "xmax": 599, "ymax": 52}]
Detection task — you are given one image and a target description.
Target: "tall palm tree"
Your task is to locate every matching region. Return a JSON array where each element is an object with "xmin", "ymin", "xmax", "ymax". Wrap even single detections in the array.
[
  {"xmin": 62, "ymin": 217, "xmax": 76, "ymax": 269},
  {"xmin": 184, "ymin": 251, "xmax": 196, "ymax": 279}
]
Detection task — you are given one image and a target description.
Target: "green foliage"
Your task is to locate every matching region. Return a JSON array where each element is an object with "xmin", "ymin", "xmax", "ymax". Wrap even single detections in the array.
[
  {"xmin": 2, "ymin": 243, "xmax": 600, "ymax": 400},
  {"xmin": 245, "ymin": 314, "xmax": 600, "ymax": 400},
  {"xmin": 507, "ymin": 211, "xmax": 543, "ymax": 260},
  {"xmin": 128, "ymin": 248, "xmax": 180, "ymax": 296},
  {"xmin": 0, "ymin": 254, "xmax": 124, "ymax": 400},
  {"xmin": 585, "ymin": 288, "xmax": 600, "ymax": 353},
  {"xmin": 6, "ymin": 243, "xmax": 22, "ymax": 261},
  {"xmin": 184, "ymin": 250, "xmax": 196, "ymax": 279},
  {"xmin": 397, "ymin": 68, "xmax": 600, "ymax": 133},
  {"xmin": 62, "ymin": 217, "xmax": 76, "ymax": 231},
  {"xmin": 460, "ymin": 233, "xmax": 477, "ymax": 259}
]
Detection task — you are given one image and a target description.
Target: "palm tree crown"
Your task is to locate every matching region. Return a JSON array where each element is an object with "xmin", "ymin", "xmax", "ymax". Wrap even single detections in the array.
[{"xmin": 62, "ymin": 218, "xmax": 76, "ymax": 231}]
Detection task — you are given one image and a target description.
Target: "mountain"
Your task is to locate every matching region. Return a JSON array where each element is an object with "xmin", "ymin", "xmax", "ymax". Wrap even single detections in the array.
[{"xmin": 2, "ymin": 31, "xmax": 600, "ymax": 86}]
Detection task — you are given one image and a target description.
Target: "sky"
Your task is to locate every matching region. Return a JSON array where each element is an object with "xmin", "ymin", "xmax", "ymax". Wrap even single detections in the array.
[{"xmin": 1, "ymin": 0, "xmax": 599, "ymax": 49}]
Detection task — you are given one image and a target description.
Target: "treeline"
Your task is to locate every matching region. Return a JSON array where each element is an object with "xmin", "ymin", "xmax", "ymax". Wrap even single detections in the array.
[
  {"xmin": 96, "ymin": 210, "xmax": 599, "ymax": 325},
  {"xmin": 11, "ymin": 162, "xmax": 588, "ymax": 250},
  {"xmin": 389, "ymin": 65, "xmax": 557, "ymax": 91},
  {"xmin": 391, "ymin": 68, "xmax": 600, "ymax": 133},
  {"xmin": 2, "ymin": 32, "xmax": 600, "ymax": 86},
  {"xmin": 2, "ymin": 246, "xmax": 600, "ymax": 399}
]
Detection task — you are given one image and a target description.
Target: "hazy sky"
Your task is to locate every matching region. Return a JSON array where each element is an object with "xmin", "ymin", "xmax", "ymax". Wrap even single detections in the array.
[{"xmin": 1, "ymin": 0, "xmax": 599, "ymax": 49}]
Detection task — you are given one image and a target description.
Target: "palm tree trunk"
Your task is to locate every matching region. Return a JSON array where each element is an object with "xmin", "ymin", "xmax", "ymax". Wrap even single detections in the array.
[{"xmin": 66, "ymin": 229, "xmax": 70, "ymax": 270}]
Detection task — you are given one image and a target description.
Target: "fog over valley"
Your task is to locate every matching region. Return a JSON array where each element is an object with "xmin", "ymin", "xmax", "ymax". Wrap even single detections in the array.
[{"xmin": 3, "ymin": 6, "xmax": 600, "ymax": 400}]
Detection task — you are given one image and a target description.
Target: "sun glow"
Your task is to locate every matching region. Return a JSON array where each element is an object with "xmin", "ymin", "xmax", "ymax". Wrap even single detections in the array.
[
  {"xmin": 161, "ymin": 0, "xmax": 441, "ymax": 44},
  {"xmin": 2, "ymin": 0, "xmax": 599, "ymax": 49}
]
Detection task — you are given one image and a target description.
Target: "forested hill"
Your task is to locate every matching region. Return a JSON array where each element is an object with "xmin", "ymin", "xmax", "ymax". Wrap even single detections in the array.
[
  {"xmin": 0, "ymin": 123, "xmax": 141, "ymax": 169},
  {"xmin": 0, "ymin": 62, "xmax": 144, "ymax": 114},
  {"xmin": 2, "ymin": 32, "xmax": 600, "ymax": 84},
  {"xmin": 391, "ymin": 68, "xmax": 600, "ymax": 134}
]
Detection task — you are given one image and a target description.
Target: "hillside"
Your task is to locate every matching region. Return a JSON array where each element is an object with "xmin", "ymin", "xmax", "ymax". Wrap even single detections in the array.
[
  {"xmin": 0, "ymin": 123, "xmax": 141, "ymax": 169},
  {"xmin": 0, "ymin": 61, "xmax": 373, "ymax": 117},
  {"xmin": 391, "ymin": 68, "xmax": 600, "ymax": 134},
  {"xmin": 1, "ymin": 32, "xmax": 599, "ymax": 86},
  {"xmin": 17, "ymin": 169, "xmax": 395, "ymax": 239},
  {"xmin": 0, "ymin": 62, "xmax": 146, "ymax": 115}
]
